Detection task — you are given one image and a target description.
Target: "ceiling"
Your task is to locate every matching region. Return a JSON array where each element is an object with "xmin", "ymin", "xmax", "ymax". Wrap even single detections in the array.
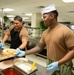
[{"xmin": 0, "ymin": 0, "xmax": 74, "ymax": 22}]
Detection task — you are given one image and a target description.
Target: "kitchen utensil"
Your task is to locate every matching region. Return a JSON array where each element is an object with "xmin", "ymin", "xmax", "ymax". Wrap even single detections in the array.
[{"xmin": 30, "ymin": 62, "xmax": 36, "ymax": 71}]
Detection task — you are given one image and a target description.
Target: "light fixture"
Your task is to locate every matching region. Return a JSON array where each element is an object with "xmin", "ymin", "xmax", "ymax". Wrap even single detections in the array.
[
  {"xmin": 7, "ymin": 15, "xmax": 15, "ymax": 17},
  {"xmin": 62, "ymin": 0, "xmax": 74, "ymax": 3},
  {"xmin": 3, "ymin": 8, "xmax": 14, "ymax": 12},
  {"xmin": 22, "ymin": 17, "xmax": 29, "ymax": 20},
  {"xmin": 25, "ymin": 13, "xmax": 32, "ymax": 16},
  {"xmin": 70, "ymin": 25, "xmax": 74, "ymax": 29}
]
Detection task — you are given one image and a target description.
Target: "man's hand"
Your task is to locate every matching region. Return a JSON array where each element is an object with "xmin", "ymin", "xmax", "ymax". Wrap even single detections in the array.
[
  {"xmin": 0, "ymin": 43, "xmax": 4, "ymax": 48},
  {"xmin": 46, "ymin": 62, "xmax": 58, "ymax": 72},
  {"xmin": 16, "ymin": 48, "xmax": 25, "ymax": 57}
]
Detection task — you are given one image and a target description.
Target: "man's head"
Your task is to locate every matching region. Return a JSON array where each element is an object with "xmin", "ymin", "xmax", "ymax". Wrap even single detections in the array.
[
  {"xmin": 41, "ymin": 4, "xmax": 58, "ymax": 27},
  {"xmin": 13, "ymin": 15, "xmax": 23, "ymax": 30}
]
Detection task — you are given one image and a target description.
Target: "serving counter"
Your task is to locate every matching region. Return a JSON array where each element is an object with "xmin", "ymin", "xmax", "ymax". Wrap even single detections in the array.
[{"xmin": 0, "ymin": 58, "xmax": 51, "ymax": 75}]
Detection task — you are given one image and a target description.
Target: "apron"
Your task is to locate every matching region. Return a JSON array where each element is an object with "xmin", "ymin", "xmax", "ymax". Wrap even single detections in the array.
[{"xmin": 10, "ymin": 28, "xmax": 25, "ymax": 50}]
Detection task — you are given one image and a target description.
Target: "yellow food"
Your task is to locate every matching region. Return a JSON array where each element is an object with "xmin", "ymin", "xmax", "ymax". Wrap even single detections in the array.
[
  {"xmin": 6, "ymin": 49, "xmax": 16, "ymax": 53},
  {"xmin": 2, "ymin": 49, "xmax": 16, "ymax": 57}
]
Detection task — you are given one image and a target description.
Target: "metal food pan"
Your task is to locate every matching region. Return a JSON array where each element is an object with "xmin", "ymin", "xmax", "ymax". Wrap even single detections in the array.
[
  {"xmin": 13, "ymin": 58, "xmax": 38, "ymax": 75},
  {"xmin": 1, "ymin": 67, "xmax": 24, "ymax": 75}
]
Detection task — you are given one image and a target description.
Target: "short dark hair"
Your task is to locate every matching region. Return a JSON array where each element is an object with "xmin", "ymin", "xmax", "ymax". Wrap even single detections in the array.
[
  {"xmin": 14, "ymin": 15, "xmax": 22, "ymax": 22},
  {"xmin": 51, "ymin": 10, "xmax": 58, "ymax": 18}
]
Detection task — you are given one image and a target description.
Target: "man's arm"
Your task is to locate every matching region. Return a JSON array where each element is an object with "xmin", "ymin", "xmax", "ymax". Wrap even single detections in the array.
[
  {"xmin": 58, "ymin": 50, "xmax": 74, "ymax": 66},
  {"xmin": 19, "ymin": 37, "xmax": 28, "ymax": 50},
  {"xmin": 18, "ymin": 27, "xmax": 28, "ymax": 50},
  {"xmin": 26, "ymin": 43, "xmax": 45, "ymax": 55},
  {"xmin": 46, "ymin": 50, "xmax": 74, "ymax": 72},
  {"xmin": 2, "ymin": 30, "xmax": 10, "ymax": 43}
]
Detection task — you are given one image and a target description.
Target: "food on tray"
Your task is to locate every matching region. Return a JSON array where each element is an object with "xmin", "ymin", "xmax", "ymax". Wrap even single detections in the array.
[
  {"xmin": 0, "ymin": 56, "xmax": 8, "ymax": 61},
  {"xmin": 2, "ymin": 49, "xmax": 16, "ymax": 57},
  {"xmin": 0, "ymin": 49, "xmax": 17, "ymax": 61},
  {"xmin": 0, "ymin": 57, "xmax": 2, "ymax": 60},
  {"xmin": 13, "ymin": 58, "xmax": 37, "ymax": 74},
  {"xmin": 18, "ymin": 64, "xmax": 31, "ymax": 73}
]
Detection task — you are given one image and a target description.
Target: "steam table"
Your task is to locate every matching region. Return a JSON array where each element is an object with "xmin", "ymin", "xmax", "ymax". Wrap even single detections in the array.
[{"xmin": 0, "ymin": 59, "xmax": 51, "ymax": 75}]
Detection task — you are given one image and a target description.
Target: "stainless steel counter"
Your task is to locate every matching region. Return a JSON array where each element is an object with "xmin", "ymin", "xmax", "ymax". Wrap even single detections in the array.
[
  {"xmin": 36, "ymin": 63, "xmax": 51, "ymax": 75},
  {"xmin": 0, "ymin": 59, "xmax": 51, "ymax": 75}
]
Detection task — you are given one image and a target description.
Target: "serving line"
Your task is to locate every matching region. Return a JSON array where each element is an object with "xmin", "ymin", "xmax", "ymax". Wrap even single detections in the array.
[{"xmin": 0, "ymin": 58, "xmax": 51, "ymax": 75}]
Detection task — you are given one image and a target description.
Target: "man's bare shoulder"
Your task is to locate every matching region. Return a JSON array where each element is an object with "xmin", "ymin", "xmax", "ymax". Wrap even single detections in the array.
[{"xmin": 9, "ymin": 25, "xmax": 14, "ymax": 31}]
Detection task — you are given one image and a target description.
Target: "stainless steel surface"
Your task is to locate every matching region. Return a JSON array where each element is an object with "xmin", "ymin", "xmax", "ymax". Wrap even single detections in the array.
[
  {"xmin": 0, "ymin": 59, "xmax": 51, "ymax": 75},
  {"xmin": 13, "ymin": 58, "xmax": 37, "ymax": 75}
]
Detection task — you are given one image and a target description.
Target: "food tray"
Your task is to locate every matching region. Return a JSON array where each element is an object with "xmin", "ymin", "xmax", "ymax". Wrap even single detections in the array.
[
  {"xmin": 1, "ymin": 67, "xmax": 24, "ymax": 75},
  {"xmin": 0, "ymin": 49, "xmax": 17, "ymax": 62},
  {"xmin": 13, "ymin": 58, "xmax": 38, "ymax": 75}
]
